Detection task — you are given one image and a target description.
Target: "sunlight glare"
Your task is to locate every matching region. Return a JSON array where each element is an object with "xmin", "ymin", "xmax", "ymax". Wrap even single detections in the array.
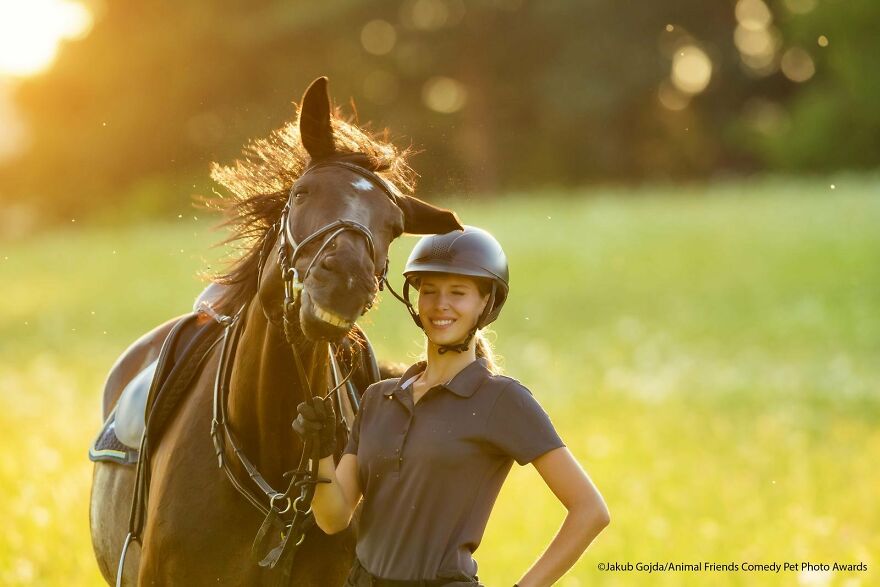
[{"xmin": 0, "ymin": 0, "xmax": 92, "ymax": 78}]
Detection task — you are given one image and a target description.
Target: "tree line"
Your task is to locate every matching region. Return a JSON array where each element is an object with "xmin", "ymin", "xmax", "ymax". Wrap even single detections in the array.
[{"xmin": 1, "ymin": 0, "xmax": 876, "ymax": 222}]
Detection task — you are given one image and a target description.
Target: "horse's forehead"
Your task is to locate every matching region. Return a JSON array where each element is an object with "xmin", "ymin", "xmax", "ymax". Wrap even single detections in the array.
[
  {"xmin": 351, "ymin": 178, "xmax": 373, "ymax": 192},
  {"xmin": 332, "ymin": 193, "xmax": 370, "ymax": 224},
  {"xmin": 298, "ymin": 186, "xmax": 389, "ymax": 232},
  {"xmin": 305, "ymin": 169, "xmax": 393, "ymax": 223}
]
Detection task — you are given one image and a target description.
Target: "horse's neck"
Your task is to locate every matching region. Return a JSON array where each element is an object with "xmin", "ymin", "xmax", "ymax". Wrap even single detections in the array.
[{"xmin": 227, "ymin": 301, "xmax": 326, "ymax": 484}]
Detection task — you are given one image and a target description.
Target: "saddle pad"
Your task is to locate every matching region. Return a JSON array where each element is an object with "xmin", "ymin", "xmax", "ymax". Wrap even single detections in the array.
[
  {"xmin": 114, "ymin": 358, "xmax": 159, "ymax": 448},
  {"xmin": 88, "ymin": 312, "xmax": 224, "ymax": 466},
  {"xmin": 89, "ymin": 408, "xmax": 140, "ymax": 465}
]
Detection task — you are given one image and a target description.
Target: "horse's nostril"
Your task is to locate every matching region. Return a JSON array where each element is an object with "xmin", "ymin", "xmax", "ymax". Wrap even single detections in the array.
[{"xmin": 321, "ymin": 255, "xmax": 339, "ymax": 272}]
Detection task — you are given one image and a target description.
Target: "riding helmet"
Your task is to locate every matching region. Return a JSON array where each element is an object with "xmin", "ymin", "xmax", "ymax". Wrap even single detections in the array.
[{"xmin": 403, "ymin": 226, "xmax": 509, "ymax": 328}]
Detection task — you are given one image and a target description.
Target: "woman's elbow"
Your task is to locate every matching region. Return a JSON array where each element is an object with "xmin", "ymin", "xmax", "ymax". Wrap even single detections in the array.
[
  {"xmin": 323, "ymin": 523, "xmax": 349, "ymax": 536},
  {"xmin": 314, "ymin": 513, "xmax": 352, "ymax": 535},
  {"xmin": 572, "ymin": 499, "xmax": 610, "ymax": 532},
  {"xmin": 593, "ymin": 504, "xmax": 611, "ymax": 530}
]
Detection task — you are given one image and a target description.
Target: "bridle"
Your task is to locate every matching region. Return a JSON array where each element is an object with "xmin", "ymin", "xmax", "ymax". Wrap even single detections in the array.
[
  {"xmin": 210, "ymin": 159, "xmax": 398, "ymax": 579},
  {"xmin": 256, "ymin": 160, "xmax": 399, "ymax": 342}
]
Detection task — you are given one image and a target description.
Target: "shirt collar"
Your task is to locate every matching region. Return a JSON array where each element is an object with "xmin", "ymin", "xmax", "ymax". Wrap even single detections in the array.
[{"xmin": 383, "ymin": 358, "xmax": 491, "ymax": 398}]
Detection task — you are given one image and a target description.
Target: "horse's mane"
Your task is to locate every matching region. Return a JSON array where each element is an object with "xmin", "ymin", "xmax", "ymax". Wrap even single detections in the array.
[{"xmin": 205, "ymin": 106, "xmax": 416, "ymax": 315}]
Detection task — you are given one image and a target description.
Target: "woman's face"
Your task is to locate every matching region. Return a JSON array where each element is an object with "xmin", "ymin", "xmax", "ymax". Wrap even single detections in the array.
[{"xmin": 416, "ymin": 273, "xmax": 490, "ymax": 346}]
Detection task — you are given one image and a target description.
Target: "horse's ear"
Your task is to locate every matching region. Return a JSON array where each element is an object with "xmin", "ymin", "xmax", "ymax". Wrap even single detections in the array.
[
  {"xmin": 397, "ymin": 195, "xmax": 464, "ymax": 234},
  {"xmin": 300, "ymin": 77, "xmax": 335, "ymax": 160}
]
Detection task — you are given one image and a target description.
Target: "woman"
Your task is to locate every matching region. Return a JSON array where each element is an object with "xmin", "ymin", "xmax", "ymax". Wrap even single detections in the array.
[{"xmin": 293, "ymin": 226, "xmax": 610, "ymax": 586}]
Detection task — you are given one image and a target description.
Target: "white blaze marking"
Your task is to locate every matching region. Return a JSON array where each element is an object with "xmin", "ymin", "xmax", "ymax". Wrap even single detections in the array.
[{"xmin": 351, "ymin": 178, "xmax": 373, "ymax": 192}]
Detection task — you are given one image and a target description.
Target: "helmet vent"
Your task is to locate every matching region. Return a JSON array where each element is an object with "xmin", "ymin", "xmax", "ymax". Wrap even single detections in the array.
[{"xmin": 431, "ymin": 239, "xmax": 452, "ymax": 260}]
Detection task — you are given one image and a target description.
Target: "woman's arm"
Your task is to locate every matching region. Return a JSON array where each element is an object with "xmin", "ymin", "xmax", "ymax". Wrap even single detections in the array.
[
  {"xmin": 311, "ymin": 453, "xmax": 363, "ymax": 534},
  {"xmin": 514, "ymin": 447, "xmax": 610, "ymax": 587}
]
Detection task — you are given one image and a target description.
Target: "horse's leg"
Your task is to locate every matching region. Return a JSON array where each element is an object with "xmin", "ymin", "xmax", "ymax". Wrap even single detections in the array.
[{"xmin": 89, "ymin": 315, "xmax": 189, "ymax": 585}]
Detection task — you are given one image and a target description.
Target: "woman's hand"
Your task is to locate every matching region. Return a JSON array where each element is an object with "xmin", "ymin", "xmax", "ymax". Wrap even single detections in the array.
[
  {"xmin": 294, "ymin": 398, "xmax": 363, "ymax": 535},
  {"xmin": 292, "ymin": 396, "xmax": 337, "ymax": 459}
]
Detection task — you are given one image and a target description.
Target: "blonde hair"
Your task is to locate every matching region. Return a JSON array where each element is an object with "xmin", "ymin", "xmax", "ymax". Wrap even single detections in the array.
[{"xmin": 475, "ymin": 329, "xmax": 503, "ymax": 375}]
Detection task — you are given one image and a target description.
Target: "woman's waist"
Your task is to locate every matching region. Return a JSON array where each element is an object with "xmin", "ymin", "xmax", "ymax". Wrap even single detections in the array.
[{"xmin": 349, "ymin": 557, "xmax": 481, "ymax": 587}]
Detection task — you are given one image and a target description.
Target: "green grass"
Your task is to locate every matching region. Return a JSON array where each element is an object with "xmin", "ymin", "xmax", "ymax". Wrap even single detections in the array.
[{"xmin": 1, "ymin": 177, "xmax": 878, "ymax": 585}]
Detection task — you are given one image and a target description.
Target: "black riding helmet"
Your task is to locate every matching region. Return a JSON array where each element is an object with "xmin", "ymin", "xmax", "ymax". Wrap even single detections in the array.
[{"xmin": 396, "ymin": 227, "xmax": 509, "ymax": 354}]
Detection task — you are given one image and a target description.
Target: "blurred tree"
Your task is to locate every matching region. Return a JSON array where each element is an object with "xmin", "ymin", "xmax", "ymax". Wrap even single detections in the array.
[
  {"xmin": 733, "ymin": 0, "xmax": 880, "ymax": 171},
  {"xmin": 1, "ymin": 0, "xmax": 369, "ymax": 219},
  {"xmin": 0, "ymin": 0, "xmax": 876, "ymax": 223}
]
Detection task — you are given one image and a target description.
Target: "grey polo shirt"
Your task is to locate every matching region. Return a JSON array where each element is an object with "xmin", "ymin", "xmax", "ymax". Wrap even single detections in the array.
[{"xmin": 343, "ymin": 357, "xmax": 565, "ymax": 581}]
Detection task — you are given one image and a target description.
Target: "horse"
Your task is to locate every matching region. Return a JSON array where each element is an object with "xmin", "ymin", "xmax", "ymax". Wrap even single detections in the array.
[{"xmin": 89, "ymin": 76, "xmax": 463, "ymax": 585}]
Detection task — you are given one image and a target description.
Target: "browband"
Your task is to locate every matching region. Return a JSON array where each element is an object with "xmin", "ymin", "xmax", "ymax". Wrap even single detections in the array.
[{"xmin": 297, "ymin": 159, "xmax": 400, "ymax": 207}]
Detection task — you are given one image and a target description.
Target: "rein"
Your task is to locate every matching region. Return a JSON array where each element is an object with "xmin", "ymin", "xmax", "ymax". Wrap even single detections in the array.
[{"xmin": 209, "ymin": 303, "xmax": 330, "ymax": 575}]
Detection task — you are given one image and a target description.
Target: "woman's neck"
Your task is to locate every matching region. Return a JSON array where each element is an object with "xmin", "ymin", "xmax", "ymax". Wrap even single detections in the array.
[{"xmin": 420, "ymin": 340, "xmax": 478, "ymax": 386}]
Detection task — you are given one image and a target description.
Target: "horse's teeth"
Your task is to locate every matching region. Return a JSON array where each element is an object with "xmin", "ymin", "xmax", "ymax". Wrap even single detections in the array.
[{"xmin": 313, "ymin": 302, "xmax": 352, "ymax": 328}]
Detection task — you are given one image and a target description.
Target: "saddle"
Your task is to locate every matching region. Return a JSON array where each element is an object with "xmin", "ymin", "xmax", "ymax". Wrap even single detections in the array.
[{"xmin": 89, "ymin": 312, "xmax": 225, "ymax": 465}]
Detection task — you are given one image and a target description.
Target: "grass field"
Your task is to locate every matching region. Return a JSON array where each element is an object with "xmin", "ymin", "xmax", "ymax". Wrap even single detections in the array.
[{"xmin": 1, "ymin": 177, "xmax": 878, "ymax": 586}]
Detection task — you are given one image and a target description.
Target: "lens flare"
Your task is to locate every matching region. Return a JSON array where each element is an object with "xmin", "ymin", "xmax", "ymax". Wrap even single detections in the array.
[
  {"xmin": 671, "ymin": 46, "xmax": 712, "ymax": 95},
  {"xmin": 0, "ymin": 0, "xmax": 92, "ymax": 78}
]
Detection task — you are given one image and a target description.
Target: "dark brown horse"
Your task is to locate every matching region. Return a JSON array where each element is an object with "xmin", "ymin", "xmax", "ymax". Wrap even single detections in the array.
[{"xmin": 89, "ymin": 77, "xmax": 462, "ymax": 585}]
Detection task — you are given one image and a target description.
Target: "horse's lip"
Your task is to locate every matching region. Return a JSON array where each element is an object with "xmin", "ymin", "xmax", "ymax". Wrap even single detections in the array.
[{"xmin": 310, "ymin": 300, "xmax": 355, "ymax": 329}]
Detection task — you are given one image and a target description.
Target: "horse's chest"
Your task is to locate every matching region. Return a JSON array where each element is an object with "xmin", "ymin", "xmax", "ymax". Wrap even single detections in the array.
[{"xmin": 138, "ymin": 359, "xmax": 354, "ymax": 585}]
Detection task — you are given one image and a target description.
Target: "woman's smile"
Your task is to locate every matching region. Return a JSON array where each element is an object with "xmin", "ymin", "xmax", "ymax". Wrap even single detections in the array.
[
  {"xmin": 425, "ymin": 315, "xmax": 465, "ymax": 340},
  {"xmin": 429, "ymin": 317, "xmax": 455, "ymax": 328}
]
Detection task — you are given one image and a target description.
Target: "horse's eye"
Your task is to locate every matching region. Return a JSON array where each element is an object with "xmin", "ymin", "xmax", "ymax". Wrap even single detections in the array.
[{"xmin": 294, "ymin": 191, "xmax": 308, "ymax": 204}]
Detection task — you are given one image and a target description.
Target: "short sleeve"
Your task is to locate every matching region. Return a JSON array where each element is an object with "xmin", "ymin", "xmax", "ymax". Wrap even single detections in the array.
[{"xmin": 485, "ymin": 381, "xmax": 565, "ymax": 465}]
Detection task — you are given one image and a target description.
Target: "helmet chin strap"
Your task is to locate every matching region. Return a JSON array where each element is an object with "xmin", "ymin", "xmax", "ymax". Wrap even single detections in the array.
[
  {"xmin": 436, "ymin": 326, "xmax": 477, "ymax": 355},
  {"xmin": 435, "ymin": 282, "xmax": 496, "ymax": 355}
]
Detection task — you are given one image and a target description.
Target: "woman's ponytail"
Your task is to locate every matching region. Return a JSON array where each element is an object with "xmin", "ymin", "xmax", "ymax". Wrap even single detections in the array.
[{"xmin": 475, "ymin": 329, "xmax": 502, "ymax": 375}]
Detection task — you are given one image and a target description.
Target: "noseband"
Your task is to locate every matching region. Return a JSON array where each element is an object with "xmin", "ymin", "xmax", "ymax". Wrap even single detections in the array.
[{"xmin": 262, "ymin": 160, "xmax": 399, "ymax": 343}]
